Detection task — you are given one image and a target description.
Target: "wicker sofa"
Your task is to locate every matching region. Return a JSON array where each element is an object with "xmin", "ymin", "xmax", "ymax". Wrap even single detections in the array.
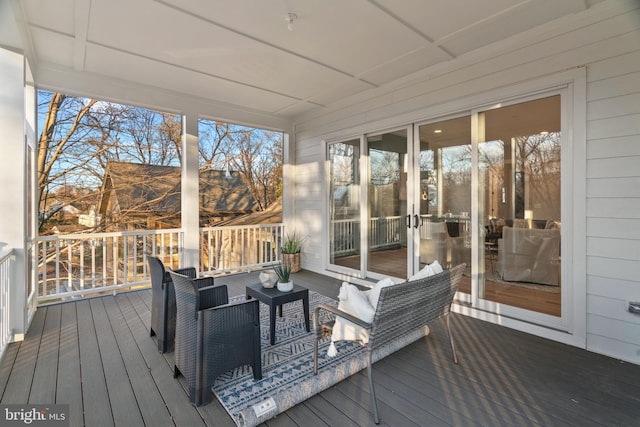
[{"xmin": 312, "ymin": 263, "xmax": 465, "ymax": 424}]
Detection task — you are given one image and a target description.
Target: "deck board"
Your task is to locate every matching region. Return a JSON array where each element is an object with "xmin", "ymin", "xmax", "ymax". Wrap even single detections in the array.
[
  {"xmin": 0, "ymin": 270, "xmax": 639, "ymax": 426},
  {"xmin": 90, "ymin": 297, "xmax": 145, "ymax": 427},
  {"xmin": 30, "ymin": 303, "xmax": 60, "ymax": 405},
  {"xmin": 2, "ymin": 303, "xmax": 45, "ymax": 404},
  {"xmin": 301, "ymin": 393, "xmax": 364, "ymax": 427},
  {"xmin": 114, "ymin": 291, "xmax": 207, "ymax": 427},
  {"xmin": 102, "ymin": 296, "xmax": 172, "ymax": 427},
  {"xmin": 76, "ymin": 299, "xmax": 114, "ymax": 427},
  {"xmin": 57, "ymin": 302, "xmax": 84, "ymax": 427}
]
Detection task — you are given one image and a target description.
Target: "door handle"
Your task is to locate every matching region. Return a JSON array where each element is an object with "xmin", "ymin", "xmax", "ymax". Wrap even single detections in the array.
[
  {"xmin": 406, "ymin": 214, "xmax": 411, "ymax": 229},
  {"xmin": 414, "ymin": 214, "xmax": 419, "ymax": 228}
]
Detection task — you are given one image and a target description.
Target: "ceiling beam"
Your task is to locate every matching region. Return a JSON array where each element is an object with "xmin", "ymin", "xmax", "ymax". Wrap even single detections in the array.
[{"xmin": 73, "ymin": 0, "xmax": 91, "ymax": 71}]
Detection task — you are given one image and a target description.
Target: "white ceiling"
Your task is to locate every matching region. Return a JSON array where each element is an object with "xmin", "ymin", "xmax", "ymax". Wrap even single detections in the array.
[{"xmin": 2, "ymin": 0, "xmax": 604, "ymax": 123}]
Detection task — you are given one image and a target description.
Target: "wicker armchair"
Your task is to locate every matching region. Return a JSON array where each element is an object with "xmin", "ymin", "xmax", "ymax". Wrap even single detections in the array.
[
  {"xmin": 146, "ymin": 254, "xmax": 197, "ymax": 353},
  {"xmin": 169, "ymin": 272, "xmax": 262, "ymax": 406},
  {"xmin": 313, "ymin": 264, "xmax": 465, "ymax": 424}
]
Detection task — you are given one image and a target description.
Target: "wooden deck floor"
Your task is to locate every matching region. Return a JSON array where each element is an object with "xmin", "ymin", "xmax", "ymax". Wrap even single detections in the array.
[{"xmin": 0, "ymin": 270, "xmax": 639, "ymax": 427}]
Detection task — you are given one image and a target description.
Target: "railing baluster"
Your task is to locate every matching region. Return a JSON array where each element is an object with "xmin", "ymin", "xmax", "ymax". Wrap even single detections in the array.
[
  {"xmin": 132, "ymin": 234, "xmax": 137, "ymax": 284},
  {"xmin": 169, "ymin": 232, "xmax": 174, "ymax": 269},
  {"xmin": 79, "ymin": 238, "xmax": 85, "ymax": 290},
  {"xmin": 142, "ymin": 236, "xmax": 148, "ymax": 280},
  {"xmin": 91, "ymin": 239, "xmax": 96, "ymax": 288},
  {"xmin": 41, "ymin": 242, "xmax": 47, "ymax": 297},
  {"xmin": 55, "ymin": 240, "xmax": 60, "ymax": 296},
  {"xmin": 66, "ymin": 239, "xmax": 72, "ymax": 294},
  {"xmin": 0, "ymin": 248, "xmax": 14, "ymax": 360},
  {"xmin": 123, "ymin": 236, "xmax": 128, "ymax": 288},
  {"xmin": 33, "ymin": 225, "xmax": 284, "ymax": 303}
]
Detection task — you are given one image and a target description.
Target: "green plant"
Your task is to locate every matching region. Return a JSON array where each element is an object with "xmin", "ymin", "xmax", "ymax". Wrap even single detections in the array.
[
  {"xmin": 281, "ymin": 231, "xmax": 305, "ymax": 254},
  {"xmin": 272, "ymin": 260, "xmax": 292, "ymax": 283}
]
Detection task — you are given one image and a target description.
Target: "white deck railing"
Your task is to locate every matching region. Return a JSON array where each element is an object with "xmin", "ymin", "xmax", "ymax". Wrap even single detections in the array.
[
  {"xmin": 331, "ymin": 216, "xmax": 405, "ymax": 256},
  {"xmin": 369, "ymin": 216, "xmax": 404, "ymax": 249},
  {"xmin": 34, "ymin": 229, "xmax": 183, "ymax": 303},
  {"xmin": 0, "ymin": 248, "xmax": 14, "ymax": 360},
  {"xmin": 200, "ymin": 223, "xmax": 284, "ymax": 275},
  {"xmin": 331, "ymin": 219, "xmax": 360, "ymax": 256},
  {"xmin": 32, "ymin": 224, "xmax": 286, "ymax": 304}
]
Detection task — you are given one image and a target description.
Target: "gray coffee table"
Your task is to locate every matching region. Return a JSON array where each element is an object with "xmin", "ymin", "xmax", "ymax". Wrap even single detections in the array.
[{"xmin": 245, "ymin": 283, "xmax": 310, "ymax": 345}]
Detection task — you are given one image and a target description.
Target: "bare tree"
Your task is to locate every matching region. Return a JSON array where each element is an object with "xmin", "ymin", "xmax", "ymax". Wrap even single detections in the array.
[
  {"xmin": 199, "ymin": 120, "xmax": 283, "ymax": 211},
  {"xmin": 37, "ymin": 91, "xmax": 182, "ymax": 232},
  {"xmin": 198, "ymin": 121, "xmax": 233, "ymax": 170},
  {"xmin": 38, "ymin": 90, "xmax": 283, "ymax": 233},
  {"xmin": 228, "ymin": 128, "xmax": 283, "ymax": 210},
  {"xmin": 37, "ymin": 93, "xmax": 98, "ymax": 230}
]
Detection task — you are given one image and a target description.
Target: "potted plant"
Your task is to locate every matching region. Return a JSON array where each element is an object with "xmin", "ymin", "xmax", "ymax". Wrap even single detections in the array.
[
  {"xmin": 281, "ymin": 231, "xmax": 305, "ymax": 273},
  {"xmin": 272, "ymin": 260, "xmax": 293, "ymax": 292}
]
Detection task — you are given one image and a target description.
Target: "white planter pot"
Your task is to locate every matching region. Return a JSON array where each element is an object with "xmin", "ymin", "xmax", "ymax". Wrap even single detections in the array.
[{"xmin": 277, "ymin": 281, "xmax": 293, "ymax": 292}]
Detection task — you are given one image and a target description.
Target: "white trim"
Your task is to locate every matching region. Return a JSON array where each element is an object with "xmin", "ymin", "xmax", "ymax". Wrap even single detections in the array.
[
  {"xmin": 0, "ymin": 48, "xmax": 28, "ymax": 340},
  {"xmin": 34, "ymin": 65, "xmax": 292, "ymax": 133},
  {"xmin": 569, "ymin": 67, "xmax": 588, "ymax": 347},
  {"xmin": 181, "ymin": 113, "xmax": 200, "ymax": 269},
  {"xmin": 317, "ymin": 68, "xmax": 588, "ymax": 344},
  {"xmin": 470, "ymin": 88, "xmax": 568, "ymax": 331}
]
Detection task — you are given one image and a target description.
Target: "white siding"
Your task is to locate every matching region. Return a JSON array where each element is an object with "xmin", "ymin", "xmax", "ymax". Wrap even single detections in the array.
[
  {"xmin": 585, "ymin": 4, "xmax": 640, "ymax": 364},
  {"xmin": 293, "ymin": 0, "xmax": 640, "ymax": 363}
]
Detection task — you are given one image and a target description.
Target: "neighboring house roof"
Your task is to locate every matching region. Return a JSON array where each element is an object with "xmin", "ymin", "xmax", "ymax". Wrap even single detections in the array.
[
  {"xmin": 98, "ymin": 161, "xmax": 256, "ymax": 220},
  {"xmin": 199, "ymin": 169, "xmax": 258, "ymax": 216},
  {"xmin": 217, "ymin": 197, "xmax": 282, "ymax": 226}
]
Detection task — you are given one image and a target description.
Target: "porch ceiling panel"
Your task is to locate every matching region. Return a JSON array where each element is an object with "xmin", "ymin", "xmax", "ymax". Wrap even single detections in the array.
[
  {"xmin": 3, "ymin": 0, "xmax": 606, "ymax": 122},
  {"xmin": 22, "ymin": 0, "xmax": 75, "ymax": 36},
  {"xmin": 28, "ymin": 28, "xmax": 75, "ymax": 69},
  {"xmin": 159, "ymin": 0, "xmax": 431, "ymax": 79},
  {"xmin": 84, "ymin": 44, "xmax": 300, "ymax": 113},
  {"xmin": 373, "ymin": 0, "xmax": 528, "ymax": 42},
  {"xmin": 357, "ymin": 45, "xmax": 453, "ymax": 86},
  {"xmin": 303, "ymin": 78, "xmax": 383, "ymax": 109},
  {"xmin": 86, "ymin": 0, "xmax": 362, "ymax": 104},
  {"xmin": 439, "ymin": 0, "xmax": 592, "ymax": 56}
]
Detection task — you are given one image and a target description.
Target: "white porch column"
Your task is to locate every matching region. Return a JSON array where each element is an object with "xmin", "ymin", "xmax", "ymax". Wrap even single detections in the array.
[
  {"xmin": 0, "ymin": 47, "xmax": 29, "ymax": 340},
  {"xmin": 282, "ymin": 132, "xmax": 294, "ymax": 226},
  {"xmin": 181, "ymin": 113, "xmax": 200, "ymax": 270}
]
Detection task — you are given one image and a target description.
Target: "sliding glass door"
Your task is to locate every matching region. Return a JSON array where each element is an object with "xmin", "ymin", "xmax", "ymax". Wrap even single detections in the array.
[
  {"xmin": 328, "ymin": 128, "xmax": 414, "ymax": 280},
  {"xmin": 328, "ymin": 139, "xmax": 361, "ymax": 273},
  {"xmin": 477, "ymin": 95, "xmax": 562, "ymax": 319},
  {"xmin": 416, "ymin": 117, "xmax": 472, "ymax": 285},
  {"xmin": 327, "ymin": 92, "xmax": 565, "ymax": 327},
  {"xmin": 366, "ymin": 129, "xmax": 410, "ymax": 279}
]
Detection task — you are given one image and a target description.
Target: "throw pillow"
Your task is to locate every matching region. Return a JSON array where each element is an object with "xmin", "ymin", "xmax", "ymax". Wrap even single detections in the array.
[
  {"xmin": 430, "ymin": 260, "xmax": 443, "ymax": 274},
  {"xmin": 328, "ymin": 282, "xmax": 375, "ymax": 357},
  {"xmin": 408, "ymin": 260, "xmax": 443, "ymax": 281},
  {"xmin": 366, "ymin": 277, "xmax": 395, "ymax": 310}
]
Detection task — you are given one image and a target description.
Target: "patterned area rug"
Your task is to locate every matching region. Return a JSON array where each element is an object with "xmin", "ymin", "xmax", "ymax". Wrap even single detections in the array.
[{"xmin": 212, "ymin": 291, "xmax": 367, "ymax": 427}]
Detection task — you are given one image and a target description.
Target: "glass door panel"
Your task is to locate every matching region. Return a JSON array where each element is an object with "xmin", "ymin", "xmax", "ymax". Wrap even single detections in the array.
[
  {"xmin": 328, "ymin": 139, "xmax": 361, "ymax": 272},
  {"xmin": 478, "ymin": 95, "xmax": 562, "ymax": 317},
  {"xmin": 367, "ymin": 129, "xmax": 408, "ymax": 279},
  {"xmin": 417, "ymin": 117, "xmax": 471, "ymax": 290}
]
